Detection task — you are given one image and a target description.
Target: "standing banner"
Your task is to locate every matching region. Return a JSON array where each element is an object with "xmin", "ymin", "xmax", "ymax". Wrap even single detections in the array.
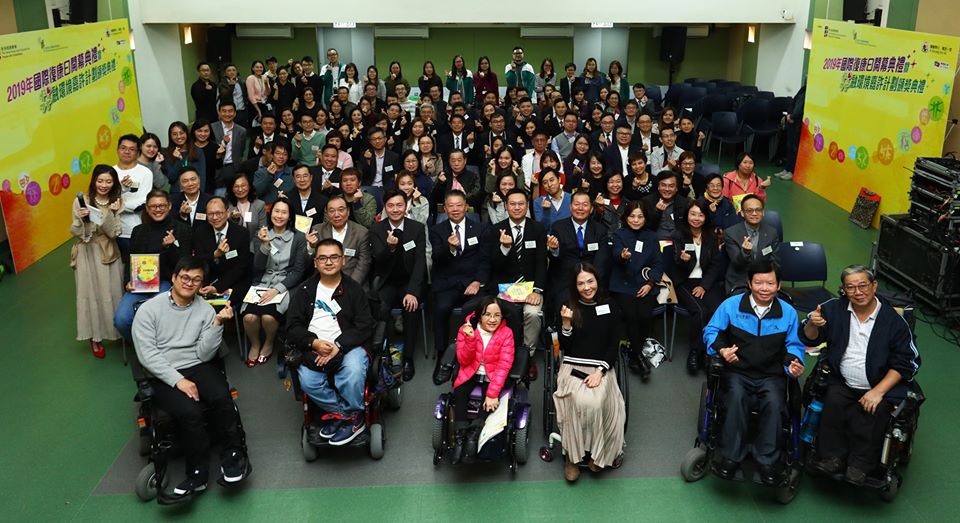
[
  {"xmin": 796, "ymin": 19, "xmax": 958, "ymax": 227},
  {"xmin": 0, "ymin": 20, "xmax": 142, "ymax": 272}
]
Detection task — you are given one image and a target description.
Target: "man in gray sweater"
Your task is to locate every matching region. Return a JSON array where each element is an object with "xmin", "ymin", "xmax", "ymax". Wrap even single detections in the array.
[{"xmin": 133, "ymin": 256, "xmax": 251, "ymax": 499}]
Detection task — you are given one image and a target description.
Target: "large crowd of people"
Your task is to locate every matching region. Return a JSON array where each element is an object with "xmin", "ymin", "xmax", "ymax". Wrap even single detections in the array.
[{"xmin": 67, "ymin": 45, "xmax": 919, "ymax": 495}]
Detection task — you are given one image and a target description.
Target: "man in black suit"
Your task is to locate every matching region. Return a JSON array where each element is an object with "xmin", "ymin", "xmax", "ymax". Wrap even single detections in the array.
[
  {"xmin": 644, "ymin": 170, "xmax": 692, "ymax": 241},
  {"xmin": 437, "ymin": 115, "xmax": 475, "ymax": 162},
  {"xmin": 190, "ymin": 62, "xmax": 218, "ymax": 123},
  {"xmin": 370, "ymin": 189, "xmax": 428, "ymax": 381},
  {"xmin": 212, "ymin": 101, "xmax": 248, "ymax": 192},
  {"xmin": 429, "ymin": 190, "xmax": 488, "ymax": 367},
  {"xmin": 247, "ymin": 113, "xmax": 278, "ymax": 158},
  {"xmin": 635, "ymin": 114, "xmax": 661, "ymax": 155},
  {"xmin": 590, "ymin": 113, "xmax": 617, "ymax": 154},
  {"xmin": 431, "ymin": 150, "xmax": 481, "ymax": 210},
  {"xmin": 357, "ymin": 127, "xmax": 400, "ymax": 187},
  {"xmin": 289, "ymin": 164, "xmax": 328, "ymax": 229},
  {"xmin": 194, "ymin": 197, "xmax": 252, "ymax": 305},
  {"xmin": 546, "ymin": 191, "xmax": 611, "ymax": 306},
  {"xmin": 170, "ymin": 168, "xmax": 213, "ymax": 227},
  {"xmin": 484, "ymin": 189, "xmax": 548, "ymax": 361},
  {"xmin": 723, "ymin": 194, "xmax": 780, "ymax": 294},
  {"xmin": 310, "ymin": 144, "xmax": 342, "ymax": 194},
  {"xmin": 603, "ymin": 123, "xmax": 643, "ymax": 176},
  {"xmin": 558, "ymin": 62, "xmax": 583, "ymax": 106},
  {"xmin": 477, "ymin": 112, "xmax": 514, "ymax": 162}
]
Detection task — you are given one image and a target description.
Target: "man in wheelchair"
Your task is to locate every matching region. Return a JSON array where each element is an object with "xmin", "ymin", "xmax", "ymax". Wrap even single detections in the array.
[
  {"xmin": 132, "ymin": 256, "xmax": 251, "ymax": 499},
  {"xmin": 286, "ymin": 238, "xmax": 375, "ymax": 446},
  {"xmin": 799, "ymin": 265, "xmax": 921, "ymax": 485},
  {"xmin": 703, "ymin": 261, "xmax": 805, "ymax": 485}
]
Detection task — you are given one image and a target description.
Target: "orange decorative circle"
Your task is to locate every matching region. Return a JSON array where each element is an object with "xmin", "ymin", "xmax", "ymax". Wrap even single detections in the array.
[
  {"xmin": 96, "ymin": 125, "xmax": 112, "ymax": 151},
  {"xmin": 877, "ymin": 137, "xmax": 895, "ymax": 166},
  {"xmin": 828, "ymin": 141, "xmax": 839, "ymax": 160},
  {"xmin": 49, "ymin": 173, "xmax": 63, "ymax": 196}
]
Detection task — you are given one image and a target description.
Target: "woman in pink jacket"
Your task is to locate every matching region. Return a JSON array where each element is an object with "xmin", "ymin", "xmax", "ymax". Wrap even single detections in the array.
[
  {"xmin": 451, "ymin": 296, "xmax": 515, "ymax": 463},
  {"xmin": 721, "ymin": 152, "xmax": 771, "ymax": 209}
]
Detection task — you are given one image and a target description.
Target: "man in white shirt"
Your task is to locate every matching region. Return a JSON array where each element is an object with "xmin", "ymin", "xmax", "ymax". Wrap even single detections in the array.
[
  {"xmin": 114, "ymin": 134, "xmax": 154, "ymax": 259},
  {"xmin": 648, "ymin": 127, "xmax": 685, "ymax": 173},
  {"xmin": 551, "ymin": 113, "xmax": 581, "ymax": 160},
  {"xmin": 521, "ymin": 129, "xmax": 551, "ymax": 190}
]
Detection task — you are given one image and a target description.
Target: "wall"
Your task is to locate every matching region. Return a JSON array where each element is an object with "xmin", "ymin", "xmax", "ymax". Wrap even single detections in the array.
[
  {"xmin": 13, "ymin": 0, "xmax": 45, "ymax": 32},
  {"xmin": 179, "ymin": 24, "xmax": 208, "ymax": 122},
  {"xmin": 740, "ymin": 26, "xmax": 759, "ymax": 85},
  {"xmin": 0, "ymin": 0, "xmax": 17, "ymax": 35},
  {"xmin": 886, "ymin": 0, "xmax": 918, "ymax": 30},
  {"xmin": 373, "ymin": 27, "xmax": 573, "ymax": 86},
  {"xmin": 915, "ymin": 0, "xmax": 960, "ymax": 155},
  {"xmin": 231, "ymin": 26, "xmax": 318, "ymax": 74},
  {"xmin": 626, "ymin": 26, "xmax": 735, "ymax": 85}
]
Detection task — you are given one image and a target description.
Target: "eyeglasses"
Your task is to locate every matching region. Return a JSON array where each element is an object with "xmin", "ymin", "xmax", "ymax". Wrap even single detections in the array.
[
  {"xmin": 177, "ymin": 274, "xmax": 204, "ymax": 286},
  {"xmin": 315, "ymin": 255, "xmax": 343, "ymax": 264},
  {"xmin": 843, "ymin": 283, "xmax": 873, "ymax": 293},
  {"xmin": 206, "ymin": 211, "xmax": 225, "ymax": 217},
  {"xmin": 742, "ymin": 208, "xmax": 764, "ymax": 214},
  {"xmin": 147, "ymin": 204, "xmax": 169, "ymax": 210},
  {"xmin": 481, "ymin": 312, "xmax": 502, "ymax": 319}
]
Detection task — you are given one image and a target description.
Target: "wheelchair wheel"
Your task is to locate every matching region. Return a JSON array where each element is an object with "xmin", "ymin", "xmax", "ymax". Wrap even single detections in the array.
[
  {"xmin": 385, "ymin": 386, "xmax": 402, "ymax": 411},
  {"xmin": 431, "ymin": 416, "xmax": 444, "ymax": 451},
  {"xmin": 369, "ymin": 423, "xmax": 385, "ymax": 460},
  {"xmin": 135, "ymin": 463, "xmax": 167, "ymax": 501},
  {"xmin": 301, "ymin": 426, "xmax": 319, "ymax": 462},
  {"xmin": 880, "ymin": 473, "xmax": 901, "ymax": 502},
  {"xmin": 776, "ymin": 467, "xmax": 801, "ymax": 505},
  {"xmin": 680, "ymin": 447, "xmax": 709, "ymax": 482},
  {"xmin": 513, "ymin": 425, "xmax": 529, "ymax": 465}
]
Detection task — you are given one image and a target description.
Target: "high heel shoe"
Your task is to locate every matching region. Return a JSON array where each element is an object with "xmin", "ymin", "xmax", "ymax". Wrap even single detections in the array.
[
  {"xmin": 256, "ymin": 352, "xmax": 274, "ymax": 365},
  {"xmin": 91, "ymin": 341, "xmax": 105, "ymax": 359}
]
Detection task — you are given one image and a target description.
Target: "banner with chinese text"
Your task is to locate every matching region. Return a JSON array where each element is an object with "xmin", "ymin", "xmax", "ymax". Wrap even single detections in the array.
[
  {"xmin": 0, "ymin": 20, "xmax": 142, "ymax": 271},
  {"xmin": 795, "ymin": 20, "xmax": 958, "ymax": 227}
]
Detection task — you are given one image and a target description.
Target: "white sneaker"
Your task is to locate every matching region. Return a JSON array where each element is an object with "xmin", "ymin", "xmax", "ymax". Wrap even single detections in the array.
[
  {"xmin": 772, "ymin": 169, "xmax": 788, "ymax": 179},
  {"xmin": 780, "ymin": 171, "xmax": 793, "ymax": 180}
]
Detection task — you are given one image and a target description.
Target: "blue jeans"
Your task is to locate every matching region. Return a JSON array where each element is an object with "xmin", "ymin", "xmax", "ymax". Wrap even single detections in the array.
[
  {"xmin": 298, "ymin": 348, "xmax": 368, "ymax": 415},
  {"xmin": 114, "ymin": 280, "xmax": 173, "ymax": 340}
]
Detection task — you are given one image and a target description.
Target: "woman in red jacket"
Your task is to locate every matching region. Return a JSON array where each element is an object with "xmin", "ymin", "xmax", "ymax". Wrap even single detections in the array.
[{"xmin": 451, "ymin": 296, "xmax": 515, "ymax": 463}]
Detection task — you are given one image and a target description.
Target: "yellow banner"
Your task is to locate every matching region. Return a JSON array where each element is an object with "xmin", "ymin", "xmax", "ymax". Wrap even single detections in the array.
[
  {"xmin": 796, "ymin": 20, "xmax": 958, "ymax": 227},
  {"xmin": 0, "ymin": 20, "xmax": 142, "ymax": 271}
]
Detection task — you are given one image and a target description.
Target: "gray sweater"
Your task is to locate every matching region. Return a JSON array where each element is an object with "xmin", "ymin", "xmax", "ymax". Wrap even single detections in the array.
[{"xmin": 132, "ymin": 292, "xmax": 223, "ymax": 387}]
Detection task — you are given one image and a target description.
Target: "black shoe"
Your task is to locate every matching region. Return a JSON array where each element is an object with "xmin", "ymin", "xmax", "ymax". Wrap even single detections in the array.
[
  {"xmin": 403, "ymin": 360, "xmax": 415, "ymax": 382},
  {"xmin": 686, "ymin": 349, "xmax": 702, "ymax": 374},
  {"xmin": 844, "ymin": 465, "xmax": 867, "ymax": 486},
  {"xmin": 527, "ymin": 361, "xmax": 538, "ymax": 382},
  {"xmin": 172, "ymin": 468, "xmax": 208, "ymax": 496},
  {"xmin": 463, "ymin": 427, "xmax": 480, "ymax": 464},
  {"xmin": 451, "ymin": 430, "xmax": 466, "ymax": 465},
  {"xmin": 759, "ymin": 462, "xmax": 785, "ymax": 486},
  {"xmin": 638, "ymin": 355, "xmax": 652, "ymax": 381},
  {"xmin": 812, "ymin": 455, "xmax": 844, "ymax": 476},
  {"xmin": 433, "ymin": 358, "xmax": 453, "ymax": 386},
  {"xmin": 220, "ymin": 448, "xmax": 251, "ymax": 484},
  {"xmin": 714, "ymin": 458, "xmax": 740, "ymax": 480}
]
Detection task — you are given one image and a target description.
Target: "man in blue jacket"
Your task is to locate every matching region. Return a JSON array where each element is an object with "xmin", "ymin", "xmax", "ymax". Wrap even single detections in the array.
[
  {"xmin": 799, "ymin": 264, "xmax": 920, "ymax": 485},
  {"xmin": 703, "ymin": 261, "xmax": 805, "ymax": 485}
]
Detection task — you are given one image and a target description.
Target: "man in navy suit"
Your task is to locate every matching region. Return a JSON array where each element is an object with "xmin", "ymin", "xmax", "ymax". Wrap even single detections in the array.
[
  {"xmin": 546, "ymin": 191, "xmax": 611, "ymax": 306},
  {"xmin": 211, "ymin": 101, "xmax": 248, "ymax": 194},
  {"xmin": 603, "ymin": 123, "xmax": 643, "ymax": 175},
  {"xmin": 169, "ymin": 167, "xmax": 213, "ymax": 228},
  {"xmin": 429, "ymin": 190, "xmax": 488, "ymax": 367}
]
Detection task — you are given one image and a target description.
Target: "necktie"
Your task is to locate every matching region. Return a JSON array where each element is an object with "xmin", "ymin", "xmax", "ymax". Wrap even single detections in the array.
[
  {"xmin": 749, "ymin": 228, "xmax": 759, "ymax": 256},
  {"xmin": 454, "ymin": 224, "xmax": 462, "ymax": 255},
  {"xmin": 576, "ymin": 225, "xmax": 585, "ymax": 255},
  {"xmin": 455, "ymin": 135, "xmax": 461, "ymax": 150},
  {"xmin": 452, "ymin": 176, "xmax": 464, "ymax": 192},
  {"xmin": 216, "ymin": 231, "xmax": 224, "ymax": 245},
  {"xmin": 392, "ymin": 228, "xmax": 403, "ymax": 243},
  {"xmin": 514, "ymin": 225, "xmax": 524, "ymax": 262},
  {"xmin": 605, "ymin": 133, "xmax": 611, "ymax": 147}
]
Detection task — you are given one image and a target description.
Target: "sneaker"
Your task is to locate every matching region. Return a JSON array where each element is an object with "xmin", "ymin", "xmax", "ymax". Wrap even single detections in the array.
[
  {"xmin": 173, "ymin": 468, "xmax": 208, "ymax": 496},
  {"xmin": 220, "ymin": 449, "xmax": 250, "ymax": 483},
  {"xmin": 319, "ymin": 413, "xmax": 344, "ymax": 439},
  {"xmin": 772, "ymin": 169, "xmax": 788, "ymax": 179},
  {"xmin": 329, "ymin": 412, "xmax": 365, "ymax": 446},
  {"xmin": 780, "ymin": 171, "xmax": 793, "ymax": 180}
]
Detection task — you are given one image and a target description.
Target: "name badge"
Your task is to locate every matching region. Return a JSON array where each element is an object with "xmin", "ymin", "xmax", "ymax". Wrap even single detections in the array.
[
  {"xmin": 273, "ymin": 178, "xmax": 284, "ymax": 188},
  {"xmin": 685, "ymin": 243, "xmax": 696, "ymax": 251},
  {"xmin": 173, "ymin": 240, "xmax": 180, "ymax": 247},
  {"xmin": 587, "ymin": 242, "xmax": 599, "ymax": 252},
  {"xmin": 311, "ymin": 145, "xmax": 319, "ymax": 151},
  {"xmin": 225, "ymin": 250, "xmax": 238, "ymax": 259},
  {"xmin": 346, "ymin": 147, "xmax": 353, "ymax": 154},
  {"xmin": 467, "ymin": 237, "xmax": 479, "ymax": 246},
  {"xmin": 344, "ymin": 248, "xmax": 357, "ymax": 257},
  {"xmin": 337, "ymin": 161, "xmax": 345, "ymax": 168},
  {"xmin": 306, "ymin": 208, "xmax": 317, "ymax": 217},
  {"xmin": 524, "ymin": 240, "xmax": 537, "ymax": 249},
  {"xmin": 669, "ymin": 213, "xmax": 674, "ymax": 220},
  {"xmin": 394, "ymin": 129, "xmax": 402, "ymax": 136},
  {"xmin": 243, "ymin": 211, "xmax": 252, "ymax": 223},
  {"xmin": 596, "ymin": 304, "xmax": 611, "ymax": 315},
  {"xmin": 195, "ymin": 212, "xmax": 207, "ymax": 221},
  {"xmin": 573, "ymin": 159, "xmax": 580, "ymax": 166},
  {"xmin": 328, "ymin": 299, "xmax": 342, "ymax": 315},
  {"xmin": 270, "ymin": 245, "xmax": 280, "ymax": 256},
  {"xmin": 403, "ymin": 240, "xmax": 416, "ymax": 251},
  {"xmin": 789, "ymin": 241, "xmax": 804, "ymax": 247},
  {"xmin": 761, "ymin": 246, "xmax": 773, "ymax": 256},
  {"xmin": 603, "ymin": 198, "xmax": 610, "ymax": 205},
  {"xmin": 384, "ymin": 165, "xmax": 394, "ymax": 173},
  {"xmin": 635, "ymin": 240, "xmax": 643, "ymax": 252}
]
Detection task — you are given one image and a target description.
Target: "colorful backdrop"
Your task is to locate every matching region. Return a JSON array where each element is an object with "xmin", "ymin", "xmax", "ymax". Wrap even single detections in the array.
[
  {"xmin": 0, "ymin": 20, "xmax": 142, "ymax": 272},
  {"xmin": 796, "ymin": 19, "xmax": 958, "ymax": 227}
]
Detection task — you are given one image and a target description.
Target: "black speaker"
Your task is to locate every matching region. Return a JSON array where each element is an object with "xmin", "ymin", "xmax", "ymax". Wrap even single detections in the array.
[
  {"xmin": 68, "ymin": 0, "xmax": 97, "ymax": 24},
  {"xmin": 207, "ymin": 27, "xmax": 233, "ymax": 67},
  {"xmin": 843, "ymin": 0, "xmax": 867, "ymax": 21},
  {"xmin": 660, "ymin": 26, "xmax": 687, "ymax": 63}
]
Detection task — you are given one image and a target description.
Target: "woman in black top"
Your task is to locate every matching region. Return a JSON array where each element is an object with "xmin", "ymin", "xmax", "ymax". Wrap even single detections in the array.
[
  {"xmin": 191, "ymin": 119, "xmax": 218, "ymax": 193},
  {"xmin": 294, "ymin": 87, "xmax": 321, "ymax": 123},
  {"xmin": 623, "ymin": 151, "xmax": 653, "ymax": 201},
  {"xmin": 554, "ymin": 263, "xmax": 627, "ymax": 482},
  {"xmin": 676, "ymin": 115, "xmax": 705, "ymax": 162},
  {"xmin": 666, "ymin": 200, "xmax": 726, "ymax": 373},
  {"xmin": 581, "ymin": 151, "xmax": 607, "ymax": 200},
  {"xmin": 271, "ymin": 66, "xmax": 298, "ymax": 112},
  {"xmin": 418, "ymin": 61, "xmax": 444, "ymax": 99},
  {"xmin": 562, "ymin": 135, "xmax": 592, "ymax": 192}
]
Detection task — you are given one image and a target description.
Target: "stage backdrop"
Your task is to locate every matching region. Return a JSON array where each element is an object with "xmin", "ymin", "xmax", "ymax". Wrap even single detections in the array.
[
  {"xmin": 0, "ymin": 20, "xmax": 142, "ymax": 272},
  {"xmin": 796, "ymin": 19, "xmax": 958, "ymax": 227}
]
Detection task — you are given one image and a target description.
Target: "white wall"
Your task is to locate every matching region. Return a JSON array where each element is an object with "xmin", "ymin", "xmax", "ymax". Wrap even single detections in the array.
[
  {"xmin": 755, "ymin": 2, "xmax": 810, "ymax": 96},
  {"xmin": 127, "ymin": 1, "xmax": 188, "ymax": 135}
]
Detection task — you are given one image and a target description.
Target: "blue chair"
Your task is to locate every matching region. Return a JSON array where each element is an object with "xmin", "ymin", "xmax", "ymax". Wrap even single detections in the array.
[
  {"xmin": 678, "ymin": 87, "xmax": 708, "ymax": 116},
  {"xmin": 704, "ymin": 111, "xmax": 749, "ymax": 163},
  {"xmin": 777, "ymin": 242, "xmax": 834, "ymax": 313},
  {"xmin": 697, "ymin": 94, "xmax": 734, "ymax": 133},
  {"xmin": 684, "ymin": 77, "xmax": 707, "ymax": 84},
  {"xmin": 755, "ymin": 90, "xmax": 775, "ymax": 100},
  {"xmin": 738, "ymin": 85, "xmax": 759, "ymax": 95},
  {"xmin": 739, "ymin": 98, "xmax": 780, "ymax": 159},
  {"xmin": 762, "ymin": 210, "xmax": 783, "ymax": 242},
  {"xmin": 362, "ymin": 185, "xmax": 384, "ymax": 214},
  {"xmin": 645, "ymin": 84, "xmax": 663, "ymax": 108}
]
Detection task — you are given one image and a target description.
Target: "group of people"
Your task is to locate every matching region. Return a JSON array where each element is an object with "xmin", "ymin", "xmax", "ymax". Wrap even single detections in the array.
[{"xmin": 67, "ymin": 46, "xmax": 917, "ymax": 492}]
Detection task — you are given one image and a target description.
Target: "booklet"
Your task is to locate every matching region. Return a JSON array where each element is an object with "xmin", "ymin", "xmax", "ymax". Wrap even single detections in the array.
[
  {"xmin": 478, "ymin": 390, "xmax": 511, "ymax": 453},
  {"xmin": 130, "ymin": 254, "xmax": 160, "ymax": 293},
  {"xmin": 242, "ymin": 286, "xmax": 287, "ymax": 305}
]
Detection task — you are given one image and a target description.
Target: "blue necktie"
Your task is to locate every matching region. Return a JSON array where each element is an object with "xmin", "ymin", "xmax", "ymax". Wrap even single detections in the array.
[{"xmin": 576, "ymin": 225, "xmax": 585, "ymax": 255}]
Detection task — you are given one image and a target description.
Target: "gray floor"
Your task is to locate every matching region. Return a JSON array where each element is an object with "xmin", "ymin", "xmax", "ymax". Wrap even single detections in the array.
[{"xmin": 96, "ymin": 317, "xmax": 704, "ymax": 495}]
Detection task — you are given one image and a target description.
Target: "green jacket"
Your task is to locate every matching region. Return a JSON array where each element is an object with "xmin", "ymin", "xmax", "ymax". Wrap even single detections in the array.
[{"xmin": 445, "ymin": 70, "xmax": 475, "ymax": 104}]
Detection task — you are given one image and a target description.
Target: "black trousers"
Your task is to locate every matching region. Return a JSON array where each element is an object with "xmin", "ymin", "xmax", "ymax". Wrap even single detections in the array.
[
  {"xmin": 720, "ymin": 372, "xmax": 786, "ymax": 465},
  {"xmin": 817, "ymin": 377, "xmax": 893, "ymax": 472},
  {"xmin": 431, "ymin": 288, "xmax": 481, "ymax": 358},
  {"xmin": 453, "ymin": 375, "xmax": 489, "ymax": 423},
  {"xmin": 150, "ymin": 362, "xmax": 244, "ymax": 474},
  {"xmin": 378, "ymin": 282, "xmax": 420, "ymax": 361},
  {"xmin": 674, "ymin": 279, "xmax": 724, "ymax": 355},
  {"xmin": 613, "ymin": 291, "xmax": 656, "ymax": 356}
]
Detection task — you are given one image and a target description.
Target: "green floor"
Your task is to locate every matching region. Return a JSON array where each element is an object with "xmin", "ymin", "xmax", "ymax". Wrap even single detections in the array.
[{"xmin": 2, "ymin": 163, "xmax": 957, "ymax": 522}]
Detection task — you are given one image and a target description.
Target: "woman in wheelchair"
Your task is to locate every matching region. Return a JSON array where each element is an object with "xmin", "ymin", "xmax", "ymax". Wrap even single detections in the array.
[
  {"xmin": 799, "ymin": 265, "xmax": 921, "ymax": 485},
  {"xmin": 554, "ymin": 264, "xmax": 626, "ymax": 482},
  {"xmin": 450, "ymin": 296, "xmax": 515, "ymax": 463}
]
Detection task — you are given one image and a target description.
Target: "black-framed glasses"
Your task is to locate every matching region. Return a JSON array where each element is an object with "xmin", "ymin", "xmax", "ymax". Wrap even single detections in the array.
[{"xmin": 315, "ymin": 255, "xmax": 343, "ymax": 264}]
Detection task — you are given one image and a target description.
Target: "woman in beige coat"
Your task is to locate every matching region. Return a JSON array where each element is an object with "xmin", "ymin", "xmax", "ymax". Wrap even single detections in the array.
[{"xmin": 71, "ymin": 164, "xmax": 125, "ymax": 358}]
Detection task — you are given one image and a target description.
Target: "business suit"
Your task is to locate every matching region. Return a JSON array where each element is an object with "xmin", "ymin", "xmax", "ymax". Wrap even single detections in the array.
[
  {"xmin": 644, "ymin": 193, "xmax": 692, "ymax": 240},
  {"xmin": 309, "ymin": 221, "xmax": 372, "ymax": 286},
  {"xmin": 437, "ymin": 131, "xmax": 476, "ymax": 160},
  {"xmin": 722, "ymin": 221, "xmax": 780, "ymax": 294},
  {"xmin": 430, "ymin": 168, "xmax": 481, "ymax": 211},
  {"xmin": 590, "ymin": 129, "xmax": 617, "ymax": 154},
  {"xmin": 289, "ymin": 189, "xmax": 328, "ymax": 229},
  {"xmin": 429, "ymin": 217, "xmax": 488, "ymax": 356},
  {"xmin": 603, "ymin": 144, "xmax": 644, "ymax": 175},
  {"xmin": 193, "ymin": 221, "xmax": 252, "ymax": 305},
  {"xmin": 558, "ymin": 76, "xmax": 584, "ymax": 105},
  {"xmin": 547, "ymin": 217, "xmax": 611, "ymax": 305},
  {"xmin": 634, "ymin": 131, "xmax": 661, "ymax": 154},
  {"xmin": 371, "ymin": 218, "xmax": 427, "ymax": 362},
  {"xmin": 357, "ymin": 148, "xmax": 400, "ymax": 187},
  {"xmin": 169, "ymin": 192, "xmax": 214, "ymax": 228},
  {"xmin": 666, "ymin": 228, "xmax": 727, "ymax": 359},
  {"xmin": 484, "ymin": 217, "xmax": 548, "ymax": 350},
  {"xmin": 212, "ymin": 121, "xmax": 248, "ymax": 189},
  {"xmin": 228, "ymin": 199, "xmax": 267, "ymax": 251}
]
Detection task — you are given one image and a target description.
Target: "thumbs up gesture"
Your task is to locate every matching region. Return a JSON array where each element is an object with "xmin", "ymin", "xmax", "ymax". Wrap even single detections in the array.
[
  {"xmin": 498, "ymin": 228, "xmax": 513, "ymax": 248},
  {"xmin": 808, "ymin": 304, "xmax": 826, "ymax": 327}
]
